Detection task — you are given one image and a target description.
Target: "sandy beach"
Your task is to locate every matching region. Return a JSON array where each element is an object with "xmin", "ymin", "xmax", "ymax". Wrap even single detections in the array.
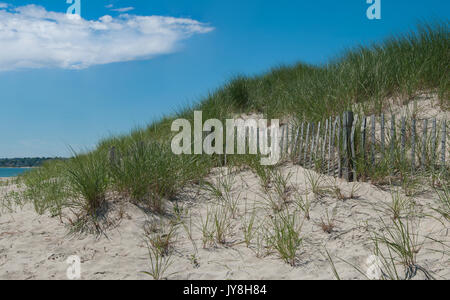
[
  {"xmin": 0, "ymin": 1, "xmax": 448, "ymax": 283},
  {"xmin": 0, "ymin": 165, "xmax": 448, "ymax": 280}
]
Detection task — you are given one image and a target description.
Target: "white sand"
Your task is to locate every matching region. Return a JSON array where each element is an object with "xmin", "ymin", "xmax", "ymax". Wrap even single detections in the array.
[{"xmin": 0, "ymin": 165, "xmax": 448, "ymax": 280}]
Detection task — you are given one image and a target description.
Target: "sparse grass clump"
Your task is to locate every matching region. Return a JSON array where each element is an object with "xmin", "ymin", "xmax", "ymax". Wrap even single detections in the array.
[
  {"xmin": 266, "ymin": 211, "xmax": 303, "ymax": 266},
  {"xmin": 248, "ymin": 158, "xmax": 274, "ymax": 190},
  {"xmin": 386, "ymin": 189, "xmax": 413, "ymax": 220},
  {"xmin": 294, "ymin": 192, "xmax": 311, "ymax": 220},
  {"xmin": 213, "ymin": 206, "xmax": 232, "ymax": 245},
  {"xmin": 201, "ymin": 170, "xmax": 241, "ymax": 218},
  {"xmin": 145, "ymin": 221, "xmax": 177, "ymax": 257},
  {"xmin": 272, "ymin": 170, "xmax": 293, "ymax": 203},
  {"xmin": 371, "ymin": 218, "xmax": 433, "ymax": 280},
  {"xmin": 305, "ymin": 170, "xmax": 328, "ymax": 199},
  {"xmin": 19, "ymin": 159, "xmax": 68, "ymax": 216},
  {"xmin": 143, "ymin": 242, "xmax": 174, "ymax": 280},
  {"xmin": 199, "ymin": 205, "xmax": 232, "ymax": 248},
  {"xmin": 433, "ymin": 184, "xmax": 450, "ymax": 221},
  {"xmin": 241, "ymin": 209, "xmax": 257, "ymax": 247},
  {"xmin": 319, "ymin": 207, "xmax": 337, "ymax": 234}
]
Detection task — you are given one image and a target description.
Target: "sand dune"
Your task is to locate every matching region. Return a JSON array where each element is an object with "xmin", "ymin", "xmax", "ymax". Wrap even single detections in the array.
[{"xmin": 0, "ymin": 165, "xmax": 448, "ymax": 280}]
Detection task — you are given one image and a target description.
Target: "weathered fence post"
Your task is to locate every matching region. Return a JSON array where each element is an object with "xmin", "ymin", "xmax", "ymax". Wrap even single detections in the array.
[
  {"xmin": 371, "ymin": 115, "xmax": 376, "ymax": 166},
  {"xmin": 285, "ymin": 124, "xmax": 289, "ymax": 155},
  {"xmin": 291, "ymin": 126, "xmax": 300, "ymax": 160},
  {"xmin": 441, "ymin": 120, "xmax": 447, "ymax": 170},
  {"xmin": 390, "ymin": 114, "xmax": 396, "ymax": 162},
  {"xmin": 342, "ymin": 111, "xmax": 354, "ymax": 181},
  {"xmin": 323, "ymin": 119, "xmax": 329, "ymax": 164},
  {"xmin": 309, "ymin": 123, "xmax": 315, "ymax": 168},
  {"xmin": 381, "ymin": 113, "xmax": 385, "ymax": 158},
  {"xmin": 298, "ymin": 122, "xmax": 304, "ymax": 165},
  {"xmin": 109, "ymin": 146, "xmax": 117, "ymax": 166},
  {"xmin": 337, "ymin": 116, "xmax": 342, "ymax": 178},
  {"xmin": 331, "ymin": 118, "xmax": 337, "ymax": 176},
  {"xmin": 351, "ymin": 114, "xmax": 358, "ymax": 181},
  {"xmin": 431, "ymin": 118, "xmax": 437, "ymax": 168},
  {"xmin": 421, "ymin": 119, "xmax": 428, "ymax": 170},
  {"xmin": 315, "ymin": 121, "xmax": 321, "ymax": 163},
  {"xmin": 401, "ymin": 116, "xmax": 406, "ymax": 162},
  {"xmin": 411, "ymin": 118, "xmax": 416, "ymax": 173},
  {"xmin": 361, "ymin": 116, "xmax": 367, "ymax": 160},
  {"xmin": 304, "ymin": 123, "xmax": 310, "ymax": 167},
  {"xmin": 287, "ymin": 123, "xmax": 292, "ymax": 155},
  {"xmin": 328, "ymin": 117, "xmax": 333, "ymax": 175},
  {"xmin": 280, "ymin": 125, "xmax": 286, "ymax": 158}
]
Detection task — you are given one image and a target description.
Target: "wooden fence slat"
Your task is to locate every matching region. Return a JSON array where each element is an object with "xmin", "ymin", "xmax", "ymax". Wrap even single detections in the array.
[
  {"xmin": 371, "ymin": 115, "xmax": 376, "ymax": 166},
  {"xmin": 441, "ymin": 120, "xmax": 447, "ymax": 169},
  {"xmin": 390, "ymin": 114, "xmax": 396, "ymax": 161},
  {"xmin": 315, "ymin": 121, "xmax": 321, "ymax": 155},
  {"xmin": 411, "ymin": 118, "xmax": 416, "ymax": 173},
  {"xmin": 315, "ymin": 121, "xmax": 321, "ymax": 165},
  {"xmin": 322, "ymin": 119, "xmax": 329, "ymax": 163},
  {"xmin": 336, "ymin": 117, "xmax": 342, "ymax": 177},
  {"xmin": 401, "ymin": 116, "xmax": 406, "ymax": 161},
  {"xmin": 256, "ymin": 127, "xmax": 260, "ymax": 154},
  {"xmin": 381, "ymin": 113, "xmax": 385, "ymax": 158},
  {"xmin": 284, "ymin": 124, "xmax": 290, "ymax": 156},
  {"xmin": 342, "ymin": 111, "xmax": 354, "ymax": 181},
  {"xmin": 351, "ymin": 114, "xmax": 358, "ymax": 181},
  {"xmin": 309, "ymin": 123, "xmax": 315, "ymax": 168},
  {"xmin": 287, "ymin": 123, "xmax": 292, "ymax": 155},
  {"xmin": 304, "ymin": 123, "xmax": 310, "ymax": 166},
  {"xmin": 361, "ymin": 116, "xmax": 367, "ymax": 160},
  {"xmin": 328, "ymin": 117, "xmax": 333, "ymax": 175},
  {"xmin": 431, "ymin": 118, "xmax": 437, "ymax": 167},
  {"xmin": 341, "ymin": 114, "xmax": 347, "ymax": 179},
  {"xmin": 280, "ymin": 125, "xmax": 286, "ymax": 158},
  {"xmin": 291, "ymin": 126, "xmax": 300, "ymax": 159},
  {"xmin": 331, "ymin": 118, "xmax": 337, "ymax": 176},
  {"xmin": 421, "ymin": 119, "xmax": 428, "ymax": 170},
  {"xmin": 298, "ymin": 122, "xmax": 305, "ymax": 165}
]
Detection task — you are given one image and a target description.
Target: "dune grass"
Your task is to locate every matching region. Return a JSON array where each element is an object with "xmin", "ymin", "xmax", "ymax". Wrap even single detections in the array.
[
  {"xmin": 65, "ymin": 149, "xmax": 109, "ymax": 218},
  {"xmin": 266, "ymin": 210, "xmax": 303, "ymax": 266},
  {"xmin": 14, "ymin": 21, "xmax": 449, "ymax": 230}
]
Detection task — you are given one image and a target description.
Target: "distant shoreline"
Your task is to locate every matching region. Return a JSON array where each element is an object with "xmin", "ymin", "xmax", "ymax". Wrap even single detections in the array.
[{"xmin": 0, "ymin": 167, "xmax": 36, "ymax": 169}]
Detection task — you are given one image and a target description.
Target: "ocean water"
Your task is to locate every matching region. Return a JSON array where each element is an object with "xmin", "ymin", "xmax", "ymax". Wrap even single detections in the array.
[{"xmin": 0, "ymin": 168, "xmax": 32, "ymax": 177}]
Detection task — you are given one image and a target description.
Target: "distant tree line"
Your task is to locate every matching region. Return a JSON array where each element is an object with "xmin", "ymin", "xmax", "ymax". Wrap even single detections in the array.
[{"xmin": 0, "ymin": 157, "xmax": 66, "ymax": 168}]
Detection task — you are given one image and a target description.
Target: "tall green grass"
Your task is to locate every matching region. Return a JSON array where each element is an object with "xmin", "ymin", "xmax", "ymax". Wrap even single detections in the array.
[
  {"xmin": 108, "ymin": 137, "xmax": 210, "ymax": 213},
  {"xmin": 17, "ymin": 22, "xmax": 449, "ymax": 230},
  {"xmin": 65, "ymin": 149, "xmax": 109, "ymax": 217}
]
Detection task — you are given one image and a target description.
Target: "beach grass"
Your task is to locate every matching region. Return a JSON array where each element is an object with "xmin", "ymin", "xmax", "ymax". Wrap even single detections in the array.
[{"xmin": 15, "ymin": 21, "xmax": 449, "ymax": 230}]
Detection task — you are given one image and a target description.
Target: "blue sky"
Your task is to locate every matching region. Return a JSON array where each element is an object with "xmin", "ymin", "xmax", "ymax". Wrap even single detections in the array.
[{"xmin": 0, "ymin": 0, "xmax": 448, "ymax": 158}]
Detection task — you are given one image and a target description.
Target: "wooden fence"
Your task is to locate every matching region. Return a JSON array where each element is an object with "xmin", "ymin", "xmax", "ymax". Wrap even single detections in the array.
[
  {"xmin": 279, "ymin": 112, "xmax": 449, "ymax": 182},
  {"xmin": 108, "ymin": 113, "xmax": 448, "ymax": 183}
]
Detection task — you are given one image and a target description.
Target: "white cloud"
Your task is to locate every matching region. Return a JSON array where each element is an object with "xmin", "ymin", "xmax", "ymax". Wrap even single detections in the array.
[
  {"xmin": 111, "ymin": 7, "xmax": 135, "ymax": 13},
  {"xmin": 0, "ymin": 4, "xmax": 214, "ymax": 71},
  {"xmin": 0, "ymin": 3, "xmax": 8, "ymax": 9}
]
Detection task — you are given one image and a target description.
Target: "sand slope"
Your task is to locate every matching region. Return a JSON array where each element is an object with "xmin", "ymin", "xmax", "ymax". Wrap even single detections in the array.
[{"xmin": 0, "ymin": 164, "xmax": 448, "ymax": 280}]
